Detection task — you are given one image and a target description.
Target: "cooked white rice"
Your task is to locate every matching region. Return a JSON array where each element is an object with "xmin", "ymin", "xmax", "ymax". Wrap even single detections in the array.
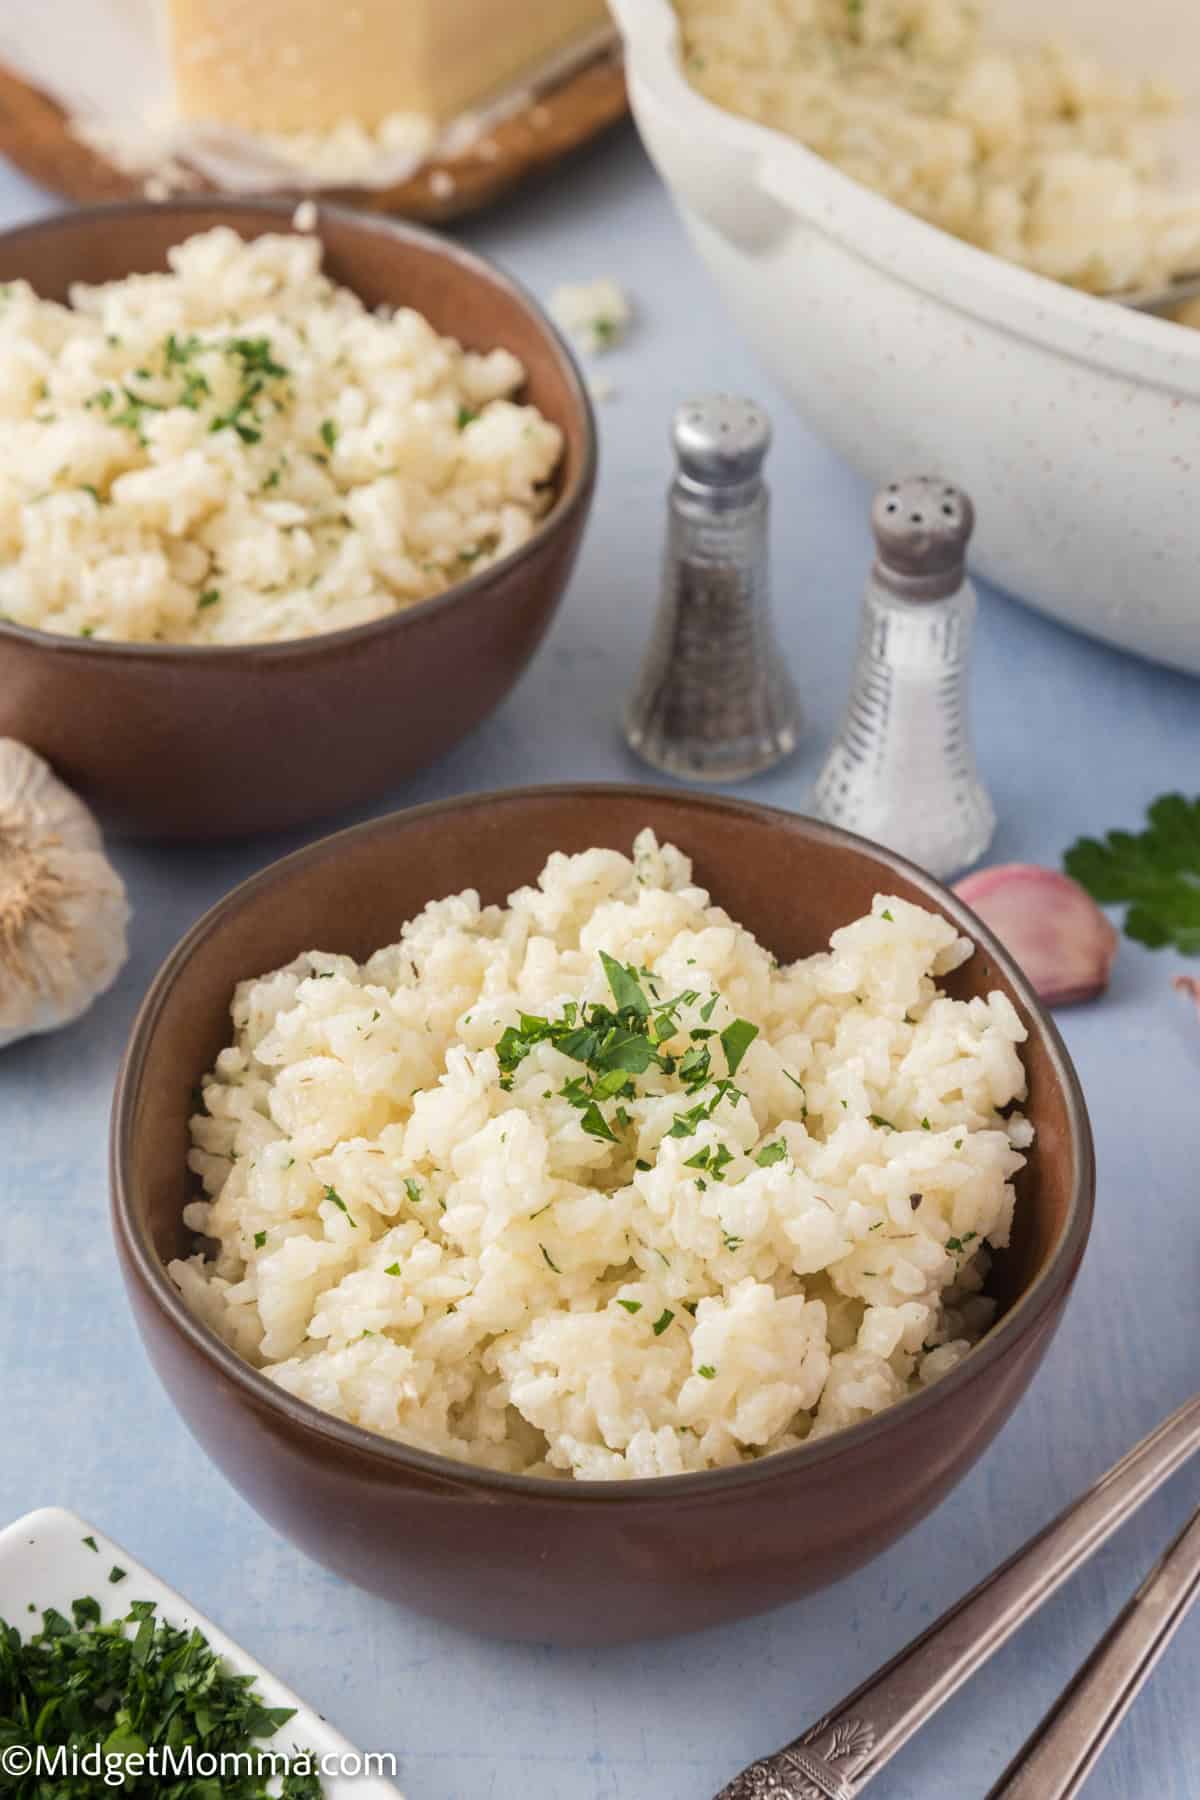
[
  {"xmin": 171, "ymin": 831, "xmax": 1033, "ymax": 1481},
  {"xmin": 676, "ymin": 0, "xmax": 1200, "ymax": 294},
  {"xmin": 0, "ymin": 228, "xmax": 562, "ymax": 645}
]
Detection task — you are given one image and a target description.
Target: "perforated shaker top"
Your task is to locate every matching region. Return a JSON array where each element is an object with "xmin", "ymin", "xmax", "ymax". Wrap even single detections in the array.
[
  {"xmin": 672, "ymin": 395, "xmax": 772, "ymax": 487},
  {"xmin": 871, "ymin": 476, "xmax": 975, "ymax": 601}
]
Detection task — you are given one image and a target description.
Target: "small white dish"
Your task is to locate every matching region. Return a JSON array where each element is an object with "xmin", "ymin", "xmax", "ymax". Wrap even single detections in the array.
[{"xmin": 0, "ymin": 1507, "xmax": 404, "ymax": 1799}]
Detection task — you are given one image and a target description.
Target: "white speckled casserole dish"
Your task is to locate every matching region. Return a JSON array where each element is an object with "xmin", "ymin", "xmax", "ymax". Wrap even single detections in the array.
[{"xmin": 610, "ymin": 0, "xmax": 1200, "ymax": 676}]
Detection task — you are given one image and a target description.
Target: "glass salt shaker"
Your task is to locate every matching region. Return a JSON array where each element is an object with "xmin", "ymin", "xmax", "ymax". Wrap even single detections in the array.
[
  {"xmin": 809, "ymin": 476, "xmax": 996, "ymax": 879},
  {"xmin": 623, "ymin": 395, "xmax": 801, "ymax": 782}
]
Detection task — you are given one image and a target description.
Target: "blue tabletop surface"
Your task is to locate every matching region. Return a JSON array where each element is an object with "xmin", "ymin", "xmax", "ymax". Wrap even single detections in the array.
[{"xmin": 2, "ymin": 128, "xmax": 1199, "ymax": 1800}]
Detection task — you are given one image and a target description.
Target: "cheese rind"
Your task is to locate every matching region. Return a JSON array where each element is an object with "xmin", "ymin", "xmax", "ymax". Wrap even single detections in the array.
[{"xmin": 167, "ymin": 0, "xmax": 612, "ymax": 134}]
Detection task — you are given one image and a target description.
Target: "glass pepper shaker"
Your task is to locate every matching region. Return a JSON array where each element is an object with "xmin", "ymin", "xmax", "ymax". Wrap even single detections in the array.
[
  {"xmin": 809, "ymin": 476, "xmax": 996, "ymax": 879},
  {"xmin": 623, "ymin": 395, "xmax": 801, "ymax": 783}
]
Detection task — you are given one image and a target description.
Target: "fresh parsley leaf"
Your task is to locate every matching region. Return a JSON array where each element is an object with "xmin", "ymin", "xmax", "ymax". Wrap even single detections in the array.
[
  {"xmin": 617, "ymin": 1298, "xmax": 642, "ymax": 1314},
  {"xmin": 600, "ymin": 950, "xmax": 650, "ymax": 1017},
  {"xmin": 755, "ymin": 1140, "xmax": 787, "ymax": 1166},
  {"xmin": 1065, "ymin": 794, "xmax": 1200, "ymax": 953},
  {"xmin": 720, "ymin": 1018, "xmax": 758, "ymax": 1076},
  {"xmin": 652, "ymin": 1308, "xmax": 675, "ymax": 1336},
  {"xmin": 253, "ymin": 1230, "xmax": 266, "ymax": 1249}
]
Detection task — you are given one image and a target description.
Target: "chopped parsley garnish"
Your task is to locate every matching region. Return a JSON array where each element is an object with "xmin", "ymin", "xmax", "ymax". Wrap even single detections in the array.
[
  {"xmin": 652, "ymin": 1308, "xmax": 675, "ymax": 1336},
  {"xmin": 253, "ymin": 1230, "xmax": 266, "ymax": 1249},
  {"xmin": 456, "ymin": 405, "xmax": 478, "ymax": 429},
  {"xmin": 697, "ymin": 1365, "xmax": 716, "ymax": 1380},
  {"xmin": 0, "ymin": 1597, "xmax": 324, "ymax": 1797},
  {"xmin": 491, "ymin": 956, "xmax": 759, "ymax": 1158},
  {"xmin": 881, "ymin": 908, "xmax": 895, "ymax": 921},
  {"xmin": 319, "ymin": 419, "xmax": 338, "ymax": 451},
  {"xmin": 403, "ymin": 1177, "xmax": 423, "ymax": 1206},
  {"xmin": 1065, "ymin": 793, "xmax": 1200, "ymax": 953},
  {"xmin": 322, "ymin": 1185, "xmax": 356, "ymax": 1226},
  {"xmin": 81, "ymin": 1537, "xmax": 98, "ymax": 1553},
  {"xmin": 384, "ymin": 1262, "xmax": 402, "ymax": 1277},
  {"xmin": 755, "ymin": 1140, "xmax": 787, "ymax": 1167},
  {"xmin": 945, "ymin": 1231, "xmax": 979, "ymax": 1255},
  {"xmin": 684, "ymin": 1143, "xmax": 734, "ymax": 1181},
  {"xmin": 921, "ymin": 1117, "xmax": 932, "ymax": 1131},
  {"xmin": 869, "ymin": 1114, "xmax": 896, "ymax": 1131},
  {"xmin": 196, "ymin": 588, "xmax": 220, "ymax": 610},
  {"xmin": 617, "ymin": 1298, "xmax": 642, "ymax": 1314},
  {"xmin": 108, "ymin": 1567, "xmax": 127, "ymax": 1585}
]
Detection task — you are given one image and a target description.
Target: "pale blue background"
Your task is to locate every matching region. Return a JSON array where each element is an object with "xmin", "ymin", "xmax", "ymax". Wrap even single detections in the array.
[{"xmin": 1, "ymin": 127, "xmax": 1199, "ymax": 1799}]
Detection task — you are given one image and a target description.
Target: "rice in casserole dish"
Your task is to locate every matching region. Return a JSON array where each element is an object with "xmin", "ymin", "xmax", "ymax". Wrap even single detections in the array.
[{"xmin": 675, "ymin": 0, "xmax": 1200, "ymax": 294}]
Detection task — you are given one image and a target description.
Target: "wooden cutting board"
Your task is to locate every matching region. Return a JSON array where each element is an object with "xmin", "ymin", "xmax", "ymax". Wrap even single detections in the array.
[{"xmin": 0, "ymin": 49, "xmax": 627, "ymax": 220}]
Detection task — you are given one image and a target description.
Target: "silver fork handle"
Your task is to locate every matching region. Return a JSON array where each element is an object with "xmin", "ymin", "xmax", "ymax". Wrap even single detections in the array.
[
  {"xmin": 987, "ymin": 1504, "xmax": 1200, "ymax": 1799},
  {"xmin": 716, "ymin": 1395, "xmax": 1200, "ymax": 1799}
]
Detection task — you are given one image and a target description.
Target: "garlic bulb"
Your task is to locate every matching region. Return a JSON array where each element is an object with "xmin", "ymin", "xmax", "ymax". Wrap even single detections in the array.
[{"xmin": 0, "ymin": 740, "xmax": 130, "ymax": 1049}]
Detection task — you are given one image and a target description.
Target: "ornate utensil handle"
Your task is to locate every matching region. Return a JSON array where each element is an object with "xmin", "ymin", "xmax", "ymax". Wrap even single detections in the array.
[{"xmin": 716, "ymin": 1395, "xmax": 1200, "ymax": 1798}]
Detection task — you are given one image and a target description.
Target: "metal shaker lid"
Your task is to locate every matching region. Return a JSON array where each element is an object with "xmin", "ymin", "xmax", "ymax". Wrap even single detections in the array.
[
  {"xmin": 672, "ymin": 395, "xmax": 772, "ymax": 487},
  {"xmin": 871, "ymin": 476, "xmax": 975, "ymax": 600}
]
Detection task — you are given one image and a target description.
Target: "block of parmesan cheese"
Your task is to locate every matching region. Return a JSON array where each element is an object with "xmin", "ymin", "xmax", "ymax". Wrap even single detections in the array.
[{"xmin": 167, "ymin": 0, "xmax": 612, "ymax": 134}]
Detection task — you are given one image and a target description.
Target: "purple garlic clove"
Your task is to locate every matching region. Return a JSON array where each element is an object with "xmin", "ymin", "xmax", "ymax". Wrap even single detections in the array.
[{"xmin": 954, "ymin": 864, "xmax": 1118, "ymax": 1006}]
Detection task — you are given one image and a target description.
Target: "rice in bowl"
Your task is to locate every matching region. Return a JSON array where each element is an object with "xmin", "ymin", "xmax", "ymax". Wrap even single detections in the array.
[
  {"xmin": 171, "ymin": 832, "xmax": 1033, "ymax": 1481},
  {"xmin": 0, "ymin": 227, "xmax": 562, "ymax": 645}
]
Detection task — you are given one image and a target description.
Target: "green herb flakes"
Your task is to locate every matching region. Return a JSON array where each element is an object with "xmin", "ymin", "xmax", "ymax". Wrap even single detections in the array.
[
  {"xmin": 617, "ymin": 1298, "xmax": 642, "ymax": 1315},
  {"xmin": 322, "ymin": 1185, "xmax": 356, "ymax": 1226},
  {"xmin": 253, "ymin": 1231, "xmax": 266, "ymax": 1249},
  {"xmin": 0, "ymin": 1595, "xmax": 324, "ymax": 1797},
  {"xmin": 651, "ymin": 1308, "xmax": 674, "ymax": 1337},
  {"xmin": 697, "ymin": 1364, "xmax": 716, "ymax": 1380},
  {"xmin": 755, "ymin": 1141, "xmax": 787, "ymax": 1167}
]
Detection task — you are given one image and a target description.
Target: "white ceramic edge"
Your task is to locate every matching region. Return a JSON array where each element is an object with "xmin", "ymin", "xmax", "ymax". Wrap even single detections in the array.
[
  {"xmin": 609, "ymin": 0, "xmax": 1200, "ymax": 396},
  {"xmin": 0, "ymin": 1506, "xmax": 404, "ymax": 1798}
]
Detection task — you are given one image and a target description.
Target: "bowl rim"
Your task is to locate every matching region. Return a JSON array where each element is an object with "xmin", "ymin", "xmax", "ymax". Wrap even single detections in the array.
[
  {"xmin": 611, "ymin": 0, "xmax": 1200, "ymax": 393},
  {"xmin": 0, "ymin": 196, "xmax": 597, "ymax": 663},
  {"xmin": 111, "ymin": 782, "xmax": 1095, "ymax": 1502}
]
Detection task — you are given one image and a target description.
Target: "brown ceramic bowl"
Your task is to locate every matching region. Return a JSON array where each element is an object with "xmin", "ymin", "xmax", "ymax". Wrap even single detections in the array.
[
  {"xmin": 111, "ymin": 787, "xmax": 1094, "ymax": 1644},
  {"xmin": 0, "ymin": 201, "xmax": 595, "ymax": 841}
]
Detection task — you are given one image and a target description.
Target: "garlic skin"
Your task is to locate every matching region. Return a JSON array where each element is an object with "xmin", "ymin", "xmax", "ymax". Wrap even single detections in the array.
[
  {"xmin": 954, "ymin": 864, "xmax": 1118, "ymax": 1006},
  {"xmin": 0, "ymin": 740, "xmax": 131, "ymax": 1049},
  {"xmin": 1174, "ymin": 976, "xmax": 1200, "ymax": 1017}
]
